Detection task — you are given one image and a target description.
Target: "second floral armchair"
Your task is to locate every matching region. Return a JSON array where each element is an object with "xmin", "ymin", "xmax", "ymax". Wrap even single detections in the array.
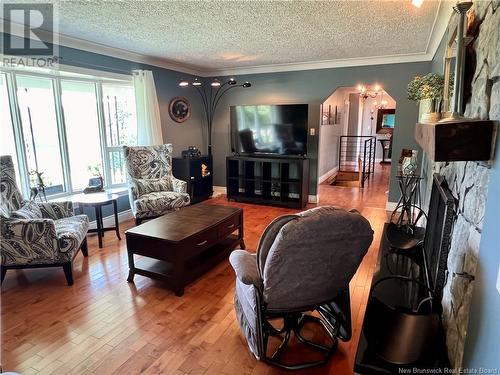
[{"xmin": 123, "ymin": 144, "xmax": 190, "ymax": 225}]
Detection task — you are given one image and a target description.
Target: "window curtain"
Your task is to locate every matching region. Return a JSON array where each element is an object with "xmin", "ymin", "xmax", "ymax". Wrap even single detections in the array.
[{"xmin": 132, "ymin": 70, "xmax": 164, "ymax": 145}]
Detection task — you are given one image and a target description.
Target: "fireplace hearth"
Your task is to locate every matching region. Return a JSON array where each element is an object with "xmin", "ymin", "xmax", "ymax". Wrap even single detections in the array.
[{"xmin": 355, "ymin": 173, "xmax": 455, "ymax": 373}]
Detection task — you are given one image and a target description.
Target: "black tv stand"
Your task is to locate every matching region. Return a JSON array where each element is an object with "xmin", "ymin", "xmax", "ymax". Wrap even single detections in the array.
[{"xmin": 226, "ymin": 155, "xmax": 309, "ymax": 209}]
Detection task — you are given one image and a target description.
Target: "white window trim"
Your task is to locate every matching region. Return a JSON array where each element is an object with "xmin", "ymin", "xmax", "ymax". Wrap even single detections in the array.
[
  {"xmin": 0, "ymin": 63, "xmax": 133, "ymax": 84},
  {"xmin": 0, "ymin": 65, "xmax": 135, "ymax": 199}
]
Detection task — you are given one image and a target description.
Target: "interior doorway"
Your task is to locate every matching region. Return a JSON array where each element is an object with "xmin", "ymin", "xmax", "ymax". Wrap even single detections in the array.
[{"xmin": 317, "ymin": 85, "xmax": 397, "ymax": 198}]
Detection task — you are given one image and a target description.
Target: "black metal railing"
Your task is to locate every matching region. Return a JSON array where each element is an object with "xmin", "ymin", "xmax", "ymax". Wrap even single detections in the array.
[{"xmin": 338, "ymin": 136, "xmax": 376, "ymax": 187}]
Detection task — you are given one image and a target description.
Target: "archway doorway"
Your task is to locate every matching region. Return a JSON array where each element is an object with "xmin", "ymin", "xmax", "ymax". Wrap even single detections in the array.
[{"xmin": 317, "ymin": 85, "xmax": 397, "ymax": 202}]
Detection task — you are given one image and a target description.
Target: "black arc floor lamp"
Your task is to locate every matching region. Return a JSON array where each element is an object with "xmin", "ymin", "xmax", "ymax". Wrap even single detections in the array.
[{"xmin": 179, "ymin": 77, "xmax": 251, "ymax": 156}]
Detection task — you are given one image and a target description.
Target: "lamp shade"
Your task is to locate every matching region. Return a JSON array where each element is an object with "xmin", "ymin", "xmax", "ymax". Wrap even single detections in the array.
[
  {"xmin": 242, "ymin": 82, "xmax": 251, "ymax": 88},
  {"xmin": 179, "ymin": 80, "xmax": 189, "ymax": 87},
  {"xmin": 211, "ymin": 79, "xmax": 221, "ymax": 87},
  {"xmin": 192, "ymin": 78, "xmax": 202, "ymax": 86}
]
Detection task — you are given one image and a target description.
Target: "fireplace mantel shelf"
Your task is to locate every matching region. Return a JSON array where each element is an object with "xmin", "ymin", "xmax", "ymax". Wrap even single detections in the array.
[{"xmin": 415, "ymin": 119, "xmax": 497, "ymax": 162}]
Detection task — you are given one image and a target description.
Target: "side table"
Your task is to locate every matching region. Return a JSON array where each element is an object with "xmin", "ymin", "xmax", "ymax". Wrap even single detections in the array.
[{"xmin": 75, "ymin": 193, "xmax": 121, "ymax": 248}]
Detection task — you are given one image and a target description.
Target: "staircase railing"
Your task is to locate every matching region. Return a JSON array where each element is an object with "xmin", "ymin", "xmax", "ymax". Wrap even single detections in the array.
[{"xmin": 338, "ymin": 136, "xmax": 376, "ymax": 187}]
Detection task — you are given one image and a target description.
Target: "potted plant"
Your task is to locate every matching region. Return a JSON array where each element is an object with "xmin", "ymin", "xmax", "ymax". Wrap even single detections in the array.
[{"xmin": 407, "ymin": 73, "xmax": 449, "ymax": 123}]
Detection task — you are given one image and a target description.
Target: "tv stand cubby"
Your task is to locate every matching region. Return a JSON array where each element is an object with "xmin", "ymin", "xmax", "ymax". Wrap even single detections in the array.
[{"xmin": 226, "ymin": 155, "xmax": 309, "ymax": 209}]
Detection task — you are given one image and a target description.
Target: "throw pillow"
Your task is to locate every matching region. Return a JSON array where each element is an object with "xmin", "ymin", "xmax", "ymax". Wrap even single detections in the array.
[
  {"xmin": 10, "ymin": 201, "xmax": 43, "ymax": 220},
  {"xmin": 132, "ymin": 177, "xmax": 172, "ymax": 197}
]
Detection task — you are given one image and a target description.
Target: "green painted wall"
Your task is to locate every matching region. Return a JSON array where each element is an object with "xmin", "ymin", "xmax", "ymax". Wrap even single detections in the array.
[
  {"xmin": 211, "ymin": 62, "xmax": 430, "ymax": 198},
  {"xmin": 462, "ymin": 133, "xmax": 500, "ymax": 370}
]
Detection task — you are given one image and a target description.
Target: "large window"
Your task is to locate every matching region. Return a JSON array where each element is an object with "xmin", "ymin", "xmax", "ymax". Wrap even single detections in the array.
[
  {"xmin": 17, "ymin": 75, "xmax": 66, "ymax": 194},
  {"xmin": 0, "ymin": 74, "xmax": 20, "ymax": 187},
  {"xmin": 0, "ymin": 68, "xmax": 137, "ymax": 197},
  {"xmin": 102, "ymin": 84, "xmax": 137, "ymax": 185},
  {"xmin": 61, "ymin": 80, "xmax": 103, "ymax": 190}
]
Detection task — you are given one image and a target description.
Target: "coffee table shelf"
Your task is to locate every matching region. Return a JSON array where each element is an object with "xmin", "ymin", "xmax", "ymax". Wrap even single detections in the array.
[{"xmin": 132, "ymin": 234, "xmax": 240, "ymax": 292}]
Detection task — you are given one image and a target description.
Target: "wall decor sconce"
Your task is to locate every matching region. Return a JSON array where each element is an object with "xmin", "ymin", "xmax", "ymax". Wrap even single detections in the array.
[{"xmin": 178, "ymin": 78, "xmax": 251, "ymax": 155}]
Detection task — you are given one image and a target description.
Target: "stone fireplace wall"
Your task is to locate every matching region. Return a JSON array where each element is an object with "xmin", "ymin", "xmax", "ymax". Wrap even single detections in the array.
[{"xmin": 424, "ymin": 1, "xmax": 499, "ymax": 368}]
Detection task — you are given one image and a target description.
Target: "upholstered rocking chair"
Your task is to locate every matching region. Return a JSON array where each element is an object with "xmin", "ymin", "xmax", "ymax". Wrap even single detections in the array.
[
  {"xmin": 229, "ymin": 206, "xmax": 374, "ymax": 370},
  {"xmin": 0, "ymin": 155, "xmax": 89, "ymax": 285},
  {"xmin": 123, "ymin": 144, "xmax": 190, "ymax": 225}
]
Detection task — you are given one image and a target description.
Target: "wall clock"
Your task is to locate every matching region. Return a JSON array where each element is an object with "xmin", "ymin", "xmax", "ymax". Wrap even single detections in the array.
[{"xmin": 169, "ymin": 96, "xmax": 191, "ymax": 123}]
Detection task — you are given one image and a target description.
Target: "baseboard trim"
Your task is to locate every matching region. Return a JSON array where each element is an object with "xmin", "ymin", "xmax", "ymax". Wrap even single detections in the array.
[
  {"xmin": 308, "ymin": 195, "xmax": 318, "ymax": 204},
  {"xmin": 88, "ymin": 209, "xmax": 134, "ymax": 230},
  {"xmin": 385, "ymin": 201, "xmax": 398, "ymax": 212},
  {"xmin": 213, "ymin": 185, "xmax": 227, "ymax": 197},
  {"xmin": 318, "ymin": 166, "xmax": 339, "ymax": 184}
]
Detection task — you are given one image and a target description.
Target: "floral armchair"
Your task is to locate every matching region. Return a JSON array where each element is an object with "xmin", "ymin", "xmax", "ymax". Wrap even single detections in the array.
[
  {"xmin": 0, "ymin": 155, "xmax": 89, "ymax": 285},
  {"xmin": 123, "ymin": 144, "xmax": 190, "ymax": 225}
]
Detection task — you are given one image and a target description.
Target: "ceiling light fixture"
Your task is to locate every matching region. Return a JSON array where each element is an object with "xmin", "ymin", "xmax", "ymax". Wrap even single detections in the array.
[
  {"xmin": 358, "ymin": 84, "xmax": 382, "ymax": 101},
  {"xmin": 178, "ymin": 77, "xmax": 252, "ymax": 155},
  {"xmin": 411, "ymin": 0, "xmax": 424, "ymax": 8}
]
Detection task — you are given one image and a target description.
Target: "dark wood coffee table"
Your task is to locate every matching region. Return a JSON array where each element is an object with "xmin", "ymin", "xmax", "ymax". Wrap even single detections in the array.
[{"xmin": 125, "ymin": 204, "xmax": 244, "ymax": 296}]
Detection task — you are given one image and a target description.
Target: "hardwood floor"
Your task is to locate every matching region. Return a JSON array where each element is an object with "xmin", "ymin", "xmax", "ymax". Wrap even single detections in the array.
[{"xmin": 1, "ymin": 165, "xmax": 391, "ymax": 375}]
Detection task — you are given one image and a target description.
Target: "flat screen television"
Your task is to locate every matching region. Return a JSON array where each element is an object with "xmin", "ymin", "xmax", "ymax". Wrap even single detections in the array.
[{"xmin": 230, "ymin": 104, "xmax": 308, "ymax": 156}]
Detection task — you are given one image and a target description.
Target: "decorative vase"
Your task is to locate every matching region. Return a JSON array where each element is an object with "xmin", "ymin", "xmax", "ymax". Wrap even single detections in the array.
[
  {"xmin": 419, "ymin": 98, "xmax": 441, "ymax": 123},
  {"xmin": 402, "ymin": 151, "xmax": 418, "ymax": 176}
]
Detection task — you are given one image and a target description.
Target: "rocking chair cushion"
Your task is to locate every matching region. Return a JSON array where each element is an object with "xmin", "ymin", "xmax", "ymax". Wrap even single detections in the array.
[
  {"xmin": 229, "ymin": 250, "xmax": 262, "ymax": 289},
  {"xmin": 11, "ymin": 201, "xmax": 43, "ymax": 220}
]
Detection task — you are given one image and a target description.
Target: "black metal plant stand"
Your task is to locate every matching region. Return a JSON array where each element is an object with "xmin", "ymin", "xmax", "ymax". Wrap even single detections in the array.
[{"xmin": 391, "ymin": 174, "xmax": 424, "ymax": 235}]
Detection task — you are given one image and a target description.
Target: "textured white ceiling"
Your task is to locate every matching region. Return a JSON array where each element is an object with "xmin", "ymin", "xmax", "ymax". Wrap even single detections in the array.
[{"xmin": 55, "ymin": 0, "xmax": 442, "ymax": 72}]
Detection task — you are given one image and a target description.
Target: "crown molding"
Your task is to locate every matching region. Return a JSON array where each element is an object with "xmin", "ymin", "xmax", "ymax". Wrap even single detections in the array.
[
  {"xmin": 205, "ymin": 52, "xmax": 433, "ymax": 77},
  {"xmin": 2, "ymin": 0, "xmax": 453, "ymax": 78},
  {"xmin": 2, "ymin": 20, "xmax": 209, "ymax": 76},
  {"xmin": 425, "ymin": 0, "xmax": 454, "ymax": 61}
]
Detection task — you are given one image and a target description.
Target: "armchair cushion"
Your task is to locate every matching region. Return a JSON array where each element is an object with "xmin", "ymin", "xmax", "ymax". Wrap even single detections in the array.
[
  {"xmin": 131, "ymin": 177, "xmax": 173, "ymax": 197},
  {"xmin": 37, "ymin": 201, "xmax": 73, "ymax": 220},
  {"xmin": 10, "ymin": 201, "xmax": 42, "ymax": 220},
  {"xmin": 0, "ymin": 218, "xmax": 58, "ymax": 265},
  {"xmin": 134, "ymin": 191, "xmax": 190, "ymax": 219},
  {"xmin": 171, "ymin": 176, "xmax": 187, "ymax": 194},
  {"xmin": 55, "ymin": 215, "xmax": 89, "ymax": 254}
]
